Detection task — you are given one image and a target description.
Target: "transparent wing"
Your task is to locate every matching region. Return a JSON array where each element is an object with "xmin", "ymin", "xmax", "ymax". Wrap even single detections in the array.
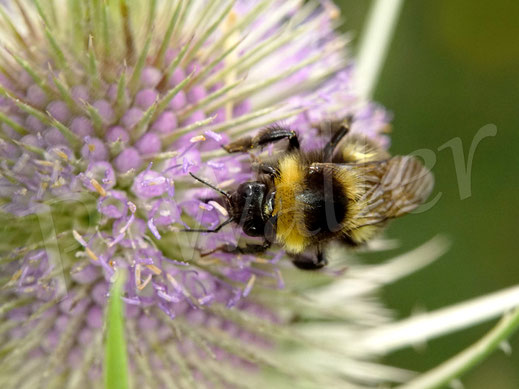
[
  {"xmin": 312, "ymin": 156, "xmax": 434, "ymax": 224},
  {"xmin": 357, "ymin": 156, "xmax": 434, "ymax": 223}
]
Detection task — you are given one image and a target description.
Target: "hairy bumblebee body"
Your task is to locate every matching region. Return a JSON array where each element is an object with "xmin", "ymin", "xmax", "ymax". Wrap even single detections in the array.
[{"xmin": 189, "ymin": 119, "xmax": 433, "ymax": 270}]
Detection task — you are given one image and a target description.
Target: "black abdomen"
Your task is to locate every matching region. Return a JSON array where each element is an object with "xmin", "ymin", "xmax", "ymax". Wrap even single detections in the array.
[{"xmin": 298, "ymin": 169, "xmax": 348, "ymax": 238}]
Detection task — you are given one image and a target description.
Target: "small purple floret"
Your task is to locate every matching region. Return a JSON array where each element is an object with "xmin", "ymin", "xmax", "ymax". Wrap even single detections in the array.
[
  {"xmin": 132, "ymin": 170, "xmax": 169, "ymax": 198},
  {"xmin": 47, "ymin": 100, "xmax": 71, "ymax": 123},
  {"xmin": 135, "ymin": 133, "xmax": 162, "ymax": 154},
  {"xmin": 106, "ymin": 126, "xmax": 130, "ymax": 143},
  {"xmin": 121, "ymin": 107, "xmax": 144, "ymax": 129},
  {"xmin": 70, "ymin": 116, "xmax": 95, "ymax": 137},
  {"xmin": 135, "ymin": 88, "xmax": 158, "ymax": 109},
  {"xmin": 81, "ymin": 137, "xmax": 109, "ymax": 161},
  {"xmin": 114, "ymin": 147, "xmax": 142, "ymax": 172},
  {"xmin": 93, "ymin": 100, "xmax": 116, "ymax": 124},
  {"xmin": 151, "ymin": 111, "xmax": 177, "ymax": 133}
]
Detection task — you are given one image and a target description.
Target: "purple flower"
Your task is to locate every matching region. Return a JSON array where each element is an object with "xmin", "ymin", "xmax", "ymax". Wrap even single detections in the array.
[{"xmin": 0, "ymin": 1, "xmax": 413, "ymax": 388}]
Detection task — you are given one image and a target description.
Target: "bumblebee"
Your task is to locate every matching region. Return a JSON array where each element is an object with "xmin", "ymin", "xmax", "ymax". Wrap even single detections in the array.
[{"xmin": 188, "ymin": 118, "xmax": 434, "ymax": 270}]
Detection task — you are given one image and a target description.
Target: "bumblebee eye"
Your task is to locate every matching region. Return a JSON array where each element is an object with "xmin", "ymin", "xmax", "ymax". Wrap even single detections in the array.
[
  {"xmin": 243, "ymin": 221, "xmax": 263, "ymax": 237},
  {"xmin": 237, "ymin": 183, "xmax": 253, "ymax": 197}
]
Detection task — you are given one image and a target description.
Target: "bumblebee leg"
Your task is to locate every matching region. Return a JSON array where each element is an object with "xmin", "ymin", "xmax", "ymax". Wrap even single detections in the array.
[
  {"xmin": 201, "ymin": 241, "xmax": 271, "ymax": 256},
  {"xmin": 289, "ymin": 250, "xmax": 328, "ymax": 270},
  {"xmin": 257, "ymin": 162, "xmax": 279, "ymax": 177},
  {"xmin": 323, "ymin": 116, "xmax": 352, "ymax": 161},
  {"xmin": 224, "ymin": 126, "xmax": 300, "ymax": 153}
]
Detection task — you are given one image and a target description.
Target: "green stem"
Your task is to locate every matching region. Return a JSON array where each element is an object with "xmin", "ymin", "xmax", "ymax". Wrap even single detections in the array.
[
  {"xmin": 399, "ymin": 308, "xmax": 519, "ymax": 389},
  {"xmin": 104, "ymin": 271, "xmax": 129, "ymax": 389}
]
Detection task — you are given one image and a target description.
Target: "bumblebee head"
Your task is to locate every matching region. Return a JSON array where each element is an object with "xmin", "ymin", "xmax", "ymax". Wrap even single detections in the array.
[
  {"xmin": 228, "ymin": 181, "xmax": 276, "ymax": 239},
  {"xmin": 187, "ymin": 173, "xmax": 276, "ymax": 240}
]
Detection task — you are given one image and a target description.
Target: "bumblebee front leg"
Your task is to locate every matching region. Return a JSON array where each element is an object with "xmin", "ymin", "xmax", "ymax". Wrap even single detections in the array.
[
  {"xmin": 289, "ymin": 249, "xmax": 328, "ymax": 270},
  {"xmin": 201, "ymin": 240, "xmax": 272, "ymax": 257},
  {"xmin": 223, "ymin": 126, "xmax": 300, "ymax": 153},
  {"xmin": 257, "ymin": 163, "xmax": 279, "ymax": 177}
]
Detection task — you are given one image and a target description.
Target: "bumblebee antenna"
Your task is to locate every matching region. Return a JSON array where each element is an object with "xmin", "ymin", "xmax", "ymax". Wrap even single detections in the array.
[
  {"xmin": 189, "ymin": 172, "xmax": 231, "ymax": 199},
  {"xmin": 183, "ymin": 217, "xmax": 234, "ymax": 233}
]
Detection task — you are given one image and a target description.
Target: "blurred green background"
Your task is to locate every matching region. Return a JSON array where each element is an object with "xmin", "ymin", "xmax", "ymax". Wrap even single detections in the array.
[{"xmin": 337, "ymin": 0, "xmax": 519, "ymax": 387}]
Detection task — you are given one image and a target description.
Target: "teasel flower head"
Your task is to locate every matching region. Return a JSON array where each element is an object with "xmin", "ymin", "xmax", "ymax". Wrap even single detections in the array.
[{"xmin": 0, "ymin": 1, "xmax": 459, "ymax": 388}]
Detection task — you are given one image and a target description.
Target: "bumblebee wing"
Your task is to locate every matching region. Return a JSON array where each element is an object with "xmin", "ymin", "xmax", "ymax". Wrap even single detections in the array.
[
  {"xmin": 355, "ymin": 156, "xmax": 434, "ymax": 223},
  {"xmin": 312, "ymin": 156, "xmax": 434, "ymax": 224}
]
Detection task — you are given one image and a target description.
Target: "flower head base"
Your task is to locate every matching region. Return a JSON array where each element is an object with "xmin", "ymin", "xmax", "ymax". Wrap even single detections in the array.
[{"xmin": 0, "ymin": 1, "xmax": 408, "ymax": 387}]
